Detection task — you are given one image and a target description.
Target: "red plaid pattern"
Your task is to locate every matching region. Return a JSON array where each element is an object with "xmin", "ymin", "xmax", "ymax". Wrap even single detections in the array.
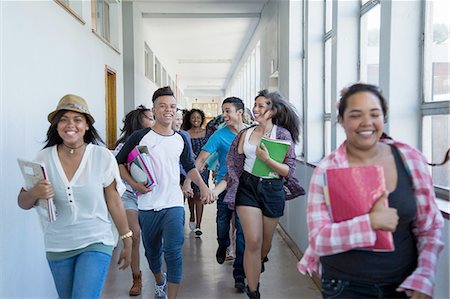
[{"xmin": 297, "ymin": 139, "xmax": 444, "ymax": 297}]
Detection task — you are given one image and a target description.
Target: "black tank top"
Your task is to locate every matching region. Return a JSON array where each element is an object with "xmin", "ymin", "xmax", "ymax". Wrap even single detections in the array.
[{"xmin": 320, "ymin": 145, "xmax": 418, "ymax": 283}]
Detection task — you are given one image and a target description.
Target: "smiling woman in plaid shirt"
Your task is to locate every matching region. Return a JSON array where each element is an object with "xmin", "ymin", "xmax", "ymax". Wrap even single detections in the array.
[{"xmin": 297, "ymin": 83, "xmax": 444, "ymax": 299}]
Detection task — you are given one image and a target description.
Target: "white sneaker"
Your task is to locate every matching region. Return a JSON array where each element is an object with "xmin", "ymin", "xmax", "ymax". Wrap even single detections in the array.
[
  {"xmin": 154, "ymin": 272, "xmax": 167, "ymax": 299},
  {"xmin": 189, "ymin": 221, "xmax": 196, "ymax": 231},
  {"xmin": 194, "ymin": 228, "xmax": 203, "ymax": 238}
]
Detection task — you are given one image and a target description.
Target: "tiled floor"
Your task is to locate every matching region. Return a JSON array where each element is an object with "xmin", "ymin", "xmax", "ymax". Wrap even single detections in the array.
[{"xmin": 102, "ymin": 203, "xmax": 321, "ymax": 299}]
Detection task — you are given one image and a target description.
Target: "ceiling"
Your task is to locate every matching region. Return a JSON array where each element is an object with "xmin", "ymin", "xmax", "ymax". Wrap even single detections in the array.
[{"xmin": 136, "ymin": 0, "xmax": 268, "ymax": 99}]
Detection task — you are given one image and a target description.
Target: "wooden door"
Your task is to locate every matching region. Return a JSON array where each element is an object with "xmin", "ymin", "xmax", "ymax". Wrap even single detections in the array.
[{"xmin": 105, "ymin": 66, "xmax": 117, "ymax": 149}]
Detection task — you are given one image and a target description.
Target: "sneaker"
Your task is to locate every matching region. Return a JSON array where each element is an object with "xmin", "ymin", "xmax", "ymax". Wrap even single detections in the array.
[
  {"xmin": 154, "ymin": 272, "xmax": 167, "ymax": 299},
  {"xmin": 225, "ymin": 248, "xmax": 235, "ymax": 261},
  {"xmin": 245, "ymin": 284, "xmax": 260, "ymax": 299},
  {"xmin": 194, "ymin": 228, "xmax": 203, "ymax": 237},
  {"xmin": 234, "ymin": 276, "xmax": 245, "ymax": 293},
  {"xmin": 189, "ymin": 221, "xmax": 196, "ymax": 231},
  {"xmin": 216, "ymin": 245, "xmax": 227, "ymax": 264}
]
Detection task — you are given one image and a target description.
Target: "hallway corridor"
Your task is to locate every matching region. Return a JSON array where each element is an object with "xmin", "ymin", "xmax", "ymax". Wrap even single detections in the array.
[{"xmin": 102, "ymin": 203, "xmax": 321, "ymax": 299}]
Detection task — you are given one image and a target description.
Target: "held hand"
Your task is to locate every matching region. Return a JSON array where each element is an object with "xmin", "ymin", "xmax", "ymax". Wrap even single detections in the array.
[
  {"xmin": 256, "ymin": 142, "xmax": 270, "ymax": 164},
  {"xmin": 369, "ymin": 192, "xmax": 398, "ymax": 232},
  {"xmin": 30, "ymin": 180, "xmax": 55, "ymax": 200},
  {"xmin": 134, "ymin": 182, "xmax": 152, "ymax": 194},
  {"xmin": 182, "ymin": 180, "xmax": 194, "ymax": 198},
  {"xmin": 200, "ymin": 187, "xmax": 216, "ymax": 204}
]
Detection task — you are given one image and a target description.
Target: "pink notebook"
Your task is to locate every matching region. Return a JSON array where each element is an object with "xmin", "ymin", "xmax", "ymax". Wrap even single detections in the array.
[{"xmin": 324, "ymin": 165, "xmax": 394, "ymax": 251}]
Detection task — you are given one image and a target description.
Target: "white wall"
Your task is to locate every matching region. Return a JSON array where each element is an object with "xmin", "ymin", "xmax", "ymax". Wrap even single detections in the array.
[
  {"xmin": 0, "ymin": 1, "xmax": 123, "ymax": 297},
  {"xmin": 131, "ymin": 2, "xmax": 184, "ymax": 110}
]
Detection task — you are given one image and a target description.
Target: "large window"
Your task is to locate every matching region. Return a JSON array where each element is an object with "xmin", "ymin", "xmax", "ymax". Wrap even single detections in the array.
[
  {"xmin": 424, "ymin": 0, "xmax": 450, "ymax": 102},
  {"xmin": 227, "ymin": 41, "xmax": 260, "ymax": 109},
  {"xmin": 155, "ymin": 58, "xmax": 162, "ymax": 86},
  {"xmin": 422, "ymin": 0, "xmax": 450, "ymax": 199},
  {"xmin": 360, "ymin": 1, "xmax": 380, "ymax": 85},
  {"xmin": 144, "ymin": 43, "xmax": 154, "ymax": 82},
  {"xmin": 91, "ymin": 0, "xmax": 120, "ymax": 50}
]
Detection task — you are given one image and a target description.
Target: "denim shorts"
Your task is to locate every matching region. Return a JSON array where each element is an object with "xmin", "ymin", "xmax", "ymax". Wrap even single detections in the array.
[
  {"xmin": 122, "ymin": 190, "xmax": 138, "ymax": 212},
  {"xmin": 235, "ymin": 171, "xmax": 285, "ymax": 218}
]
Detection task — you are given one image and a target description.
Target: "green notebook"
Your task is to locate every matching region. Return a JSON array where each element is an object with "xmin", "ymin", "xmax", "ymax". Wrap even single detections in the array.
[{"xmin": 251, "ymin": 137, "xmax": 291, "ymax": 178}]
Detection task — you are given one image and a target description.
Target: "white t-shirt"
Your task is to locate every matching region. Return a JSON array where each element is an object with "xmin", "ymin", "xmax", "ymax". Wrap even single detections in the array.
[
  {"xmin": 115, "ymin": 128, "xmax": 195, "ymax": 211},
  {"xmin": 33, "ymin": 144, "xmax": 125, "ymax": 252}
]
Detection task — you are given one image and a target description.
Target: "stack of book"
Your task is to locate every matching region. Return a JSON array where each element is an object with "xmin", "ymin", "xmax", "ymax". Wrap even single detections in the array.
[{"xmin": 127, "ymin": 145, "xmax": 157, "ymax": 195}]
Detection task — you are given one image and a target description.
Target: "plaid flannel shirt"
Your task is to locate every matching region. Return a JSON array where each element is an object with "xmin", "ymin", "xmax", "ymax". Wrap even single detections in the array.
[{"xmin": 297, "ymin": 139, "xmax": 444, "ymax": 297}]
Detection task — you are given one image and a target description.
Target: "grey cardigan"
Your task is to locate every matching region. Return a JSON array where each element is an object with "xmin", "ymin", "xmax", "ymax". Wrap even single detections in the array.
[{"xmin": 224, "ymin": 125, "xmax": 305, "ymax": 209}]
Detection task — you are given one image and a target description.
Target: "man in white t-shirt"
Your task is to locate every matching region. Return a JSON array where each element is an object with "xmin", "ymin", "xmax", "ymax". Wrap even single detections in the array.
[{"xmin": 116, "ymin": 86, "xmax": 215, "ymax": 299}]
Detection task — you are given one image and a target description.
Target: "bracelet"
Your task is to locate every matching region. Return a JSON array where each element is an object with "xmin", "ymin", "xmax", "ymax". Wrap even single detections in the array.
[{"xmin": 120, "ymin": 230, "xmax": 133, "ymax": 240}]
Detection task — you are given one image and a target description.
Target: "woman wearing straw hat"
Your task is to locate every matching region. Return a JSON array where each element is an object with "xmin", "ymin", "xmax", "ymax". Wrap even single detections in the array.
[{"xmin": 18, "ymin": 94, "xmax": 132, "ymax": 299}]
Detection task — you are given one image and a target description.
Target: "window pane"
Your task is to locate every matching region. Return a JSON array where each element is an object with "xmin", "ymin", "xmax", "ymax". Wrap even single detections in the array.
[
  {"xmin": 360, "ymin": 4, "xmax": 380, "ymax": 85},
  {"xmin": 324, "ymin": 120, "xmax": 331, "ymax": 156},
  {"xmin": 424, "ymin": 0, "xmax": 450, "ymax": 102},
  {"xmin": 422, "ymin": 115, "xmax": 450, "ymax": 190},
  {"xmin": 325, "ymin": 39, "xmax": 332, "ymax": 113},
  {"xmin": 325, "ymin": 0, "xmax": 333, "ymax": 33}
]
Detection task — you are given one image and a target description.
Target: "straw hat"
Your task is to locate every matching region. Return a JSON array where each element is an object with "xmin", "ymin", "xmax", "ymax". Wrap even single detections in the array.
[{"xmin": 47, "ymin": 94, "xmax": 95, "ymax": 123}]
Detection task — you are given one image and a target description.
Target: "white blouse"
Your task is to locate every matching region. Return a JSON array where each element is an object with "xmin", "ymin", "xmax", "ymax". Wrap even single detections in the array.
[{"xmin": 33, "ymin": 144, "xmax": 125, "ymax": 252}]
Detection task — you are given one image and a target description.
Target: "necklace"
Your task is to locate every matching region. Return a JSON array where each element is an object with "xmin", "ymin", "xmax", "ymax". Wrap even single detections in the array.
[
  {"xmin": 262, "ymin": 125, "xmax": 273, "ymax": 138},
  {"xmin": 62, "ymin": 143, "xmax": 86, "ymax": 154}
]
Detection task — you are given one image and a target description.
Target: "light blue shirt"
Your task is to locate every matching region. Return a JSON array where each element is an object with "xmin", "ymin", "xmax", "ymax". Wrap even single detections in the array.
[{"xmin": 202, "ymin": 126, "xmax": 236, "ymax": 183}]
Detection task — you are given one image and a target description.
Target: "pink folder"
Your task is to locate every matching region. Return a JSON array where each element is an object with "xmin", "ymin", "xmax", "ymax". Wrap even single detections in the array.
[{"xmin": 324, "ymin": 165, "xmax": 394, "ymax": 251}]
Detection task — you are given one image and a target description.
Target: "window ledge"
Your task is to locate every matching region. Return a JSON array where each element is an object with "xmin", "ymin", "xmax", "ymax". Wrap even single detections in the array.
[
  {"xmin": 54, "ymin": 0, "xmax": 85, "ymax": 25},
  {"xmin": 91, "ymin": 30, "xmax": 121, "ymax": 55},
  {"xmin": 436, "ymin": 198, "xmax": 450, "ymax": 220}
]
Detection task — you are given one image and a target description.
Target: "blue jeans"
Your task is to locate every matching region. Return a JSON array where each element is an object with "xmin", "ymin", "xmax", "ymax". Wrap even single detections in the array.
[
  {"xmin": 47, "ymin": 251, "xmax": 111, "ymax": 299},
  {"xmin": 139, "ymin": 207, "xmax": 185, "ymax": 284},
  {"xmin": 217, "ymin": 191, "xmax": 245, "ymax": 279},
  {"xmin": 321, "ymin": 275, "xmax": 408, "ymax": 299}
]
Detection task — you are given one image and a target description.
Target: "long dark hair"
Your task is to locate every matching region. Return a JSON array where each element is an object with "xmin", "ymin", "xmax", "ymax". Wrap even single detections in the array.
[
  {"xmin": 44, "ymin": 110, "xmax": 103, "ymax": 148},
  {"xmin": 116, "ymin": 105, "xmax": 151, "ymax": 146},
  {"xmin": 182, "ymin": 108, "xmax": 205, "ymax": 131},
  {"xmin": 257, "ymin": 90, "xmax": 301, "ymax": 143}
]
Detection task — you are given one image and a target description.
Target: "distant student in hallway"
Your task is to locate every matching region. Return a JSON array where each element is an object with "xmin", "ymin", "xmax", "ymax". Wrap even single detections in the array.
[
  {"xmin": 18, "ymin": 94, "xmax": 132, "ymax": 299},
  {"xmin": 116, "ymin": 86, "xmax": 215, "ymax": 299},
  {"xmin": 182, "ymin": 108, "xmax": 211, "ymax": 237},
  {"xmin": 190, "ymin": 97, "xmax": 247, "ymax": 292},
  {"xmin": 217, "ymin": 90, "xmax": 305, "ymax": 299},
  {"xmin": 113, "ymin": 105, "xmax": 154, "ymax": 296},
  {"xmin": 172, "ymin": 108, "xmax": 193, "ymax": 196},
  {"xmin": 298, "ymin": 83, "xmax": 444, "ymax": 299}
]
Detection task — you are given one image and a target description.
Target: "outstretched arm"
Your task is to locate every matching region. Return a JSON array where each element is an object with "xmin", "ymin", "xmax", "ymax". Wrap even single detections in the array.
[{"xmin": 104, "ymin": 180, "xmax": 132, "ymax": 270}]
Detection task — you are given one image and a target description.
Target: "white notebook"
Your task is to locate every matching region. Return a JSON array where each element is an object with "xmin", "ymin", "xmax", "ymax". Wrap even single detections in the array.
[{"xmin": 17, "ymin": 159, "xmax": 57, "ymax": 222}]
